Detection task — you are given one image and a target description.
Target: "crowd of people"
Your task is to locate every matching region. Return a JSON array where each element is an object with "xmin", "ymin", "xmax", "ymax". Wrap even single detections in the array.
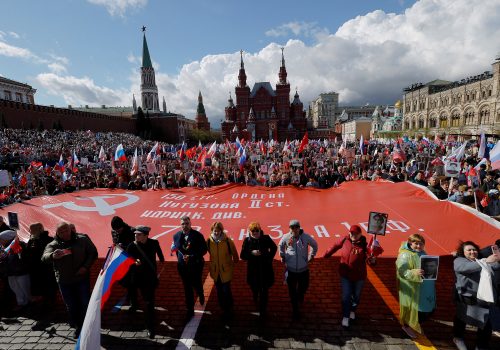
[{"xmin": 1, "ymin": 128, "xmax": 499, "ymax": 219}]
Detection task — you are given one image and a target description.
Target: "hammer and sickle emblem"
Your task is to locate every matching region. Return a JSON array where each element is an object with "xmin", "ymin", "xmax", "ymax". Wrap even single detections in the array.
[{"xmin": 42, "ymin": 193, "xmax": 140, "ymax": 216}]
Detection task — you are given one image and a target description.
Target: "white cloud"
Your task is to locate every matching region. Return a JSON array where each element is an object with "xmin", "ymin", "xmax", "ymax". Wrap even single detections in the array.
[
  {"xmin": 28, "ymin": 0, "xmax": 500, "ymax": 131},
  {"xmin": 87, "ymin": 0, "xmax": 148, "ymax": 17},
  {"xmin": 127, "ymin": 53, "xmax": 140, "ymax": 64},
  {"xmin": 36, "ymin": 73, "xmax": 130, "ymax": 106},
  {"xmin": 8, "ymin": 31, "xmax": 20, "ymax": 39},
  {"xmin": 146, "ymin": 0, "xmax": 500, "ymax": 127},
  {"xmin": 0, "ymin": 40, "xmax": 39, "ymax": 60},
  {"xmin": 265, "ymin": 21, "xmax": 330, "ymax": 40},
  {"xmin": 48, "ymin": 62, "xmax": 67, "ymax": 74}
]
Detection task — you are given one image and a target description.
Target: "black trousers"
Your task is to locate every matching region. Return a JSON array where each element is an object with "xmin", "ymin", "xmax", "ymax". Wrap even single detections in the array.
[
  {"xmin": 286, "ymin": 270, "xmax": 310, "ymax": 313},
  {"xmin": 178, "ymin": 262, "xmax": 204, "ymax": 312},
  {"xmin": 250, "ymin": 285, "xmax": 269, "ymax": 314},
  {"xmin": 453, "ymin": 315, "xmax": 492, "ymax": 348},
  {"xmin": 129, "ymin": 284, "xmax": 156, "ymax": 331}
]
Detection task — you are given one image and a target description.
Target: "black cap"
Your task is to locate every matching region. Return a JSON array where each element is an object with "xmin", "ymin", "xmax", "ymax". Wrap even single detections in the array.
[
  {"xmin": 111, "ymin": 216, "xmax": 125, "ymax": 230},
  {"xmin": 133, "ymin": 225, "xmax": 151, "ymax": 235}
]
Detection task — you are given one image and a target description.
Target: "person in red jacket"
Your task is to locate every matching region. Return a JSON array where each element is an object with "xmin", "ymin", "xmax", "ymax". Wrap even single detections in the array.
[{"xmin": 324, "ymin": 224, "xmax": 376, "ymax": 328}]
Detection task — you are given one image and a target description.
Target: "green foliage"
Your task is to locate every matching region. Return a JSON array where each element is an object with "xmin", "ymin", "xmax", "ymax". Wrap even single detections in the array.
[{"xmin": 188, "ymin": 128, "xmax": 221, "ymax": 145}]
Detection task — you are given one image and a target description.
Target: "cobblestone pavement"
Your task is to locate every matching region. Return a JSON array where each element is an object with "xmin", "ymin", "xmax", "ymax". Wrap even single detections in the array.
[
  {"xmin": 1, "ymin": 306, "xmax": 500, "ymax": 349},
  {"xmin": 2, "ymin": 259, "xmax": 500, "ymax": 349}
]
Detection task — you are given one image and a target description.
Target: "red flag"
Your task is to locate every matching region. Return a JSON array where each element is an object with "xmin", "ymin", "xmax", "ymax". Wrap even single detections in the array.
[
  {"xmin": 260, "ymin": 141, "xmax": 267, "ymax": 155},
  {"xmin": 431, "ymin": 157, "xmax": 444, "ymax": 166},
  {"xmin": 5, "ymin": 236, "xmax": 23, "ymax": 255},
  {"xmin": 367, "ymin": 235, "xmax": 384, "ymax": 257},
  {"xmin": 19, "ymin": 174, "xmax": 27, "ymax": 187},
  {"xmin": 298, "ymin": 132, "xmax": 309, "ymax": 154},
  {"xmin": 197, "ymin": 148, "xmax": 207, "ymax": 163}
]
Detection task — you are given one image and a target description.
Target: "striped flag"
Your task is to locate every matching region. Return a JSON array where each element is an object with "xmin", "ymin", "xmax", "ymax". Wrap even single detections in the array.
[{"xmin": 75, "ymin": 246, "xmax": 134, "ymax": 350}]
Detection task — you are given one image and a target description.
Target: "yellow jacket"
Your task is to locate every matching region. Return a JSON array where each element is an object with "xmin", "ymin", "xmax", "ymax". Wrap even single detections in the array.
[{"xmin": 207, "ymin": 234, "xmax": 239, "ymax": 283}]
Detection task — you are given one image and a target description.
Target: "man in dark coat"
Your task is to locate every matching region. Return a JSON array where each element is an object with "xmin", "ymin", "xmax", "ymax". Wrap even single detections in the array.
[
  {"xmin": 41, "ymin": 222, "xmax": 98, "ymax": 339},
  {"xmin": 25, "ymin": 222, "xmax": 57, "ymax": 330},
  {"xmin": 111, "ymin": 216, "xmax": 135, "ymax": 249},
  {"xmin": 172, "ymin": 216, "xmax": 207, "ymax": 321},
  {"xmin": 127, "ymin": 225, "xmax": 164, "ymax": 339}
]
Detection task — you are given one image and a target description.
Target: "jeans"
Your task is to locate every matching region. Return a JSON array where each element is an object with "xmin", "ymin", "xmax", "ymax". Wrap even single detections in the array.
[
  {"xmin": 58, "ymin": 278, "xmax": 90, "ymax": 329},
  {"xmin": 286, "ymin": 270, "xmax": 309, "ymax": 314},
  {"xmin": 215, "ymin": 277, "xmax": 233, "ymax": 314},
  {"xmin": 340, "ymin": 277, "xmax": 365, "ymax": 318}
]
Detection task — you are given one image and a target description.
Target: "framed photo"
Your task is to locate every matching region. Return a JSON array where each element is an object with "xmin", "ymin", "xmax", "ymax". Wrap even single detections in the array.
[
  {"xmin": 420, "ymin": 255, "xmax": 439, "ymax": 280},
  {"xmin": 367, "ymin": 211, "xmax": 388, "ymax": 235},
  {"xmin": 8, "ymin": 212, "xmax": 19, "ymax": 230}
]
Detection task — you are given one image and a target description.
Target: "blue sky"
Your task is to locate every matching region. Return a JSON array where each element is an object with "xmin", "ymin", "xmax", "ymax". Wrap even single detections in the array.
[{"xmin": 1, "ymin": 0, "xmax": 500, "ymax": 127}]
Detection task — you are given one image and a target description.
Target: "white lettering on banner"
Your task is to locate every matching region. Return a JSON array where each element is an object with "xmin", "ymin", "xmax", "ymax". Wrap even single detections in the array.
[
  {"xmin": 267, "ymin": 225, "xmax": 284, "ymax": 240},
  {"xmin": 140, "ymin": 211, "xmax": 203, "ymax": 219},
  {"xmin": 160, "ymin": 201, "xmax": 239, "ymax": 209},
  {"xmin": 151, "ymin": 225, "xmax": 202, "ymax": 240},
  {"xmin": 160, "ymin": 194, "xmax": 186, "ymax": 200},
  {"xmin": 314, "ymin": 225, "xmax": 330, "ymax": 238},
  {"xmin": 248, "ymin": 201, "xmax": 284, "ymax": 208},
  {"xmin": 386, "ymin": 220, "xmax": 410, "ymax": 233},
  {"xmin": 212, "ymin": 212, "xmax": 243, "ymax": 219},
  {"xmin": 232, "ymin": 193, "xmax": 285, "ymax": 199},
  {"xmin": 238, "ymin": 228, "xmax": 248, "ymax": 241},
  {"xmin": 42, "ymin": 194, "xmax": 139, "ymax": 216}
]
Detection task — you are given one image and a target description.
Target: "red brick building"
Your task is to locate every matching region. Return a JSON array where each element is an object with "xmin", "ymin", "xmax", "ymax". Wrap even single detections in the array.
[
  {"xmin": 221, "ymin": 49, "xmax": 307, "ymax": 142},
  {"xmin": 195, "ymin": 91, "xmax": 210, "ymax": 131}
]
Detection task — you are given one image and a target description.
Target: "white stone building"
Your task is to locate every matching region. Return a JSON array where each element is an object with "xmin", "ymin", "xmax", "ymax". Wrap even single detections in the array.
[{"xmin": 0, "ymin": 77, "xmax": 36, "ymax": 104}]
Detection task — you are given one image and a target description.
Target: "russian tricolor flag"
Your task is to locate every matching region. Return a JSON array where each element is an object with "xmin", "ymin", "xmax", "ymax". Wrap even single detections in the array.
[
  {"xmin": 75, "ymin": 246, "xmax": 134, "ymax": 350},
  {"xmin": 490, "ymin": 141, "xmax": 500, "ymax": 170},
  {"xmin": 114, "ymin": 144, "xmax": 127, "ymax": 162}
]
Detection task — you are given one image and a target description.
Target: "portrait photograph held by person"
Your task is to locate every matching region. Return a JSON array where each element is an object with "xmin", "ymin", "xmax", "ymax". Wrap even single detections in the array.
[
  {"xmin": 420, "ymin": 255, "xmax": 439, "ymax": 280},
  {"xmin": 367, "ymin": 212, "xmax": 388, "ymax": 235}
]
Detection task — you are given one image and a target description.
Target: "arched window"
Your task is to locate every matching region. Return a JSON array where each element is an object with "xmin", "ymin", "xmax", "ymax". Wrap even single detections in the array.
[
  {"xmin": 480, "ymin": 108, "xmax": 490, "ymax": 124},
  {"xmin": 439, "ymin": 114, "xmax": 448, "ymax": 128},
  {"xmin": 418, "ymin": 118, "xmax": 424, "ymax": 129},
  {"xmin": 464, "ymin": 110, "xmax": 474, "ymax": 125},
  {"xmin": 451, "ymin": 111, "xmax": 461, "ymax": 127},
  {"xmin": 429, "ymin": 117, "xmax": 437, "ymax": 128},
  {"xmin": 404, "ymin": 119, "xmax": 410, "ymax": 129}
]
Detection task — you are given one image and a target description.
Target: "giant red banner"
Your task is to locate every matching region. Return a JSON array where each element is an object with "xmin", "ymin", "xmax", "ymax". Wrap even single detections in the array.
[{"xmin": 1, "ymin": 182, "xmax": 498, "ymax": 259}]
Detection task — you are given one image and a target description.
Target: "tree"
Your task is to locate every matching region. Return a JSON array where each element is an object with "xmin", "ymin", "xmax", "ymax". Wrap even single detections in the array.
[
  {"xmin": 135, "ymin": 107, "xmax": 146, "ymax": 137},
  {"xmin": 188, "ymin": 128, "xmax": 222, "ymax": 145}
]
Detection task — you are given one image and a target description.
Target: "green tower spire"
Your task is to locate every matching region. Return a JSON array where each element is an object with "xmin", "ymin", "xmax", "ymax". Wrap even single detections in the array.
[{"xmin": 142, "ymin": 31, "xmax": 153, "ymax": 69}]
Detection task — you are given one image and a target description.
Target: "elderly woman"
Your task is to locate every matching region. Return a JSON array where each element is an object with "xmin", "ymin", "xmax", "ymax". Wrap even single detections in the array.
[
  {"xmin": 452, "ymin": 241, "xmax": 500, "ymax": 350},
  {"xmin": 240, "ymin": 222, "xmax": 277, "ymax": 319},
  {"xmin": 206, "ymin": 221, "xmax": 239, "ymax": 320},
  {"xmin": 396, "ymin": 234, "xmax": 436, "ymax": 339}
]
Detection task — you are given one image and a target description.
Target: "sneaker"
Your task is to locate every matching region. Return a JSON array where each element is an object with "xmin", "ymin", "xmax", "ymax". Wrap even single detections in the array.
[
  {"xmin": 452, "ymin": 338, "xmax": 468, "ymax": 350},
  {"xmin": 73, "ymin": 327, "xmax": 81, "ymax": 339},
  {"xmin": 402, "ymin": 325, "xmax": 417, "ymax": 339},
  {"xmin": 341, "ymin": 317, "xmax": 349, "ymax": 328},
  {"xmin": 349, "ymin": 311, "xmax": 356, "ymax": 320}
]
